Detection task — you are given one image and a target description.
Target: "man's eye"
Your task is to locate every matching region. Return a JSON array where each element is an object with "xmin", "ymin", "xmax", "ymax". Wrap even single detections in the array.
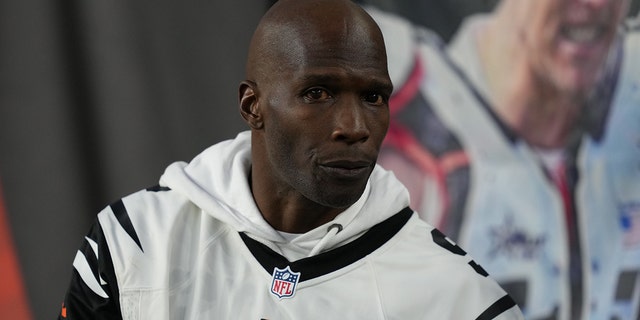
[
  {"xmin": 363, "ymin": 93, "xmax": 385, "ymax": 105},
  {"xmin": 304, "ymin": 88, "xmax": 330, "ymax": 101}
]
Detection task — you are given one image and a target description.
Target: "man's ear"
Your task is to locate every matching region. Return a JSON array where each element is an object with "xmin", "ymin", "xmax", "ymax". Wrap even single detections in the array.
[{"xmin": 239, "ymin": 80, "xmax": 264, "ymax": 129}]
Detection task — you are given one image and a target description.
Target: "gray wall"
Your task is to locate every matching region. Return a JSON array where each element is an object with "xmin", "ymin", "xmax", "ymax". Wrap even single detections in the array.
[{"xmin": 0, "ymin": 1, "xmax": 265, "ymax": 318}]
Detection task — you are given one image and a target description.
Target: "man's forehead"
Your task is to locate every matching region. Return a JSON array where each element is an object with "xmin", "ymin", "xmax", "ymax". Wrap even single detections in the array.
[
  {"xmin": 247, "ymin": 0, "xmax": 387, "ymax": 84},
  {"xmin": 297, "ymin": 67, "xmax": 391, "ymax": 85},
  {"xmin": 277, "ymin": 39, "xmax": 388, "ymax": 79},
  {"xmin": 263, "ymin": 19, "xmax": 386, "ymax": 69},
  {"xmin": 262, "ymin": 0, "xmax": 383, "ymax": 50}
]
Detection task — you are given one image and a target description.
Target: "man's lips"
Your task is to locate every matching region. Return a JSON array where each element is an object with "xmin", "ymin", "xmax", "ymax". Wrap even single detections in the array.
[
  {"xmin": 319, "ymin": 159, "xmax": 373, "ymax": 179},
  {"xmin": 556, "ymin": 22, "xmax": 612, "ymax": 66},
  {"xmin": 560, "ymin": 24, "xmax": 606, "ymax": 44}
]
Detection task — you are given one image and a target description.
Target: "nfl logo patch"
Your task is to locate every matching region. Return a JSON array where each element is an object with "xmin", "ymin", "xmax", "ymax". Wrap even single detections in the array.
[{"xmin": 270, "ymin": 266, "xmax": 301, "ymax": 299}]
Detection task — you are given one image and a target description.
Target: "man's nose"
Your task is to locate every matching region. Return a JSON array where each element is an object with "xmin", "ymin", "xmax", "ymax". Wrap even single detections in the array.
[{"xmin": 330, "ymin": 97, "xmax": 370, "ymax": 144}]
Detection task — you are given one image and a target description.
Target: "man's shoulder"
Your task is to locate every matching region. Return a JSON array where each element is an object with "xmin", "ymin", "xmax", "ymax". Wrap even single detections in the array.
[
  {"xmin": 383, "ymin": 215, "xmax": 483, "ymax": 271},
  {"xmin": 375, "ymin": 215, "xmax": 523, "ymax": 318},
  {"xmin": 95, "ymin": 185, "xmax": 227, "ymax": 259},
  {"xmin": 93, "ymin": 185, "xmax": 235, "ymax": 290},
  {"xmin": 98, "ymin": 185, "xmax": 191, "ymax": 229}
]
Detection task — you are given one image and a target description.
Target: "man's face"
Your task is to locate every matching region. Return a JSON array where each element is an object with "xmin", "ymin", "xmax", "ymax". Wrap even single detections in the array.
[
  {"xmin": 519, "ymin": 0, "xmax": 629, "ymax": 95},
  {"xmin": 255, "ymin": 24, "xmax": 392, "ymax": 209}
]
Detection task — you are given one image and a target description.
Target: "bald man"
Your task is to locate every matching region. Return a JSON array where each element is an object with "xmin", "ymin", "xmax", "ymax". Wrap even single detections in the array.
[{"xmin": 58, "ymin": 0, "xmax": 523, "ymax": 319}]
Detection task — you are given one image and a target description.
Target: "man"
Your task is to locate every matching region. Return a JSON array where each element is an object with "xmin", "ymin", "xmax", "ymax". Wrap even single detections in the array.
[
  {"xmin": 57, "ymin": 0, "xmax": 523, "ymax": 319},
  {"xmin": 371, "ymin": 0, "xmax": 640, "ymax": 319}
]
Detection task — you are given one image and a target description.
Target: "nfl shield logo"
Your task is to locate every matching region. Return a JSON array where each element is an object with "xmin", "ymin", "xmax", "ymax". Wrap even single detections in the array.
[{"xmin": 270, "ymin": 266, "xmax": 301, "ymax": 299}]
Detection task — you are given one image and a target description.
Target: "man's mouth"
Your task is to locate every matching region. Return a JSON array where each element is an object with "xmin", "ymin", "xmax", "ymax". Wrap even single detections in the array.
[
  {"xmin": 561, "ymin": 25, "xmax": 606, "ymax": 44},
  {"xmin": 319, "ymin": 159, "xmax": 372, "ymax": 179}
]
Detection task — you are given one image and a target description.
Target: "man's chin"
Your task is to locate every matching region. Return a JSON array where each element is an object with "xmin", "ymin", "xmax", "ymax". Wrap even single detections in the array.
[
  {"xmin": 314, "ymin": 186, "xmax": 366, "ymax": 209},
  {"xmin": 552, "ymin": 70, "xmax": 601, "ymax": 100}
]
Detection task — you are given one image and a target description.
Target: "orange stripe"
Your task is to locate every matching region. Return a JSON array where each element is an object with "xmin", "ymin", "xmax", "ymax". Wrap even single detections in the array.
[
  {"xmin": 389, "ymin": 53, "xmax": 424, "ymax": 117},
  {"xmin": 439, "ymin": 150, "xmax": 470, "ymax": 174},
  {"xmin": 0, "ymin": 182, "xmax": 33, "ymax": 319},
  {"xmin": 385, "ymin": 125, "xmax": 450, "ymax": 225}
]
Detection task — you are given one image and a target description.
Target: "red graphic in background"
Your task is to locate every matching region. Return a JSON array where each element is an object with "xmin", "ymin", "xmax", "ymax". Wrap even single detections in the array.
[{"xmin": 0, "ymin": 182, "xmax": 33, "ymax": 319}]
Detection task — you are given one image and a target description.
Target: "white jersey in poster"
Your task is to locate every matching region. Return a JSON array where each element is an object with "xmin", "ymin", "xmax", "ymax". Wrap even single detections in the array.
[{"xmin": 370, "ymin": 7, "xmax": 640, "ymax": 320}]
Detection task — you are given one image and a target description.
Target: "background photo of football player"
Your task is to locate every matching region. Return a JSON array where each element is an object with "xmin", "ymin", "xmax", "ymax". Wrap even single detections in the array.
[{"xmin": 367, "ymin": 0, "xmax": 640, "ymax": 319}]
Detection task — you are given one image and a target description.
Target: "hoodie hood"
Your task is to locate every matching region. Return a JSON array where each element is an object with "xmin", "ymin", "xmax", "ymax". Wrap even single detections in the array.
[{"xmin": 160, "ymin": 131, "xmax": 411, "ymax": 260}]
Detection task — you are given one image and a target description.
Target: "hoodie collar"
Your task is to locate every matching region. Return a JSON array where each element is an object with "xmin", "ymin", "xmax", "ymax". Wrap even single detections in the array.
[{"xmin": 160, "ymin": 131, "xmax": 411, "ymax": 260}]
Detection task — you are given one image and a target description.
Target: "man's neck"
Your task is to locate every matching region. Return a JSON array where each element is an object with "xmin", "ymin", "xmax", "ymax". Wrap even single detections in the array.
[
  {"xmin": 258, "ymin": 195, "xmax": 344, "ymax": 234},
  {"xmin": 250, "ymin": 171, "xmax": 344, "ymax": 233}
]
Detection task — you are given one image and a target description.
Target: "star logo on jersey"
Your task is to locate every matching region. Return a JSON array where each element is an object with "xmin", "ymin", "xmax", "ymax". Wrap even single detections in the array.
[
  {"xmin": 270, "ymin": 266, "xmax": 300, "ymax": 299},
  {"xmin": 488, "ymin": 215, "xmax": 546, "ymax": 259},
  {"xmin": 620, "ymin": 202, "xmax": 640, "ymax": 248}
]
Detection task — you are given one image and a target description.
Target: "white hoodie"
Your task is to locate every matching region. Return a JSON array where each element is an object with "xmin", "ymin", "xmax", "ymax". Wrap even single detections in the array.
[
  {"xmin": 160, "ymin": 131, "xmax": 411, "ymax": 261},
  {"xmin": 61, "ymin": 131, "xmax": 524, "ymax": 319}
]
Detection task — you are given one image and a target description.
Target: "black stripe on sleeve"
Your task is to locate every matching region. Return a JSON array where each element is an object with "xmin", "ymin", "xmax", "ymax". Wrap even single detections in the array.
[
  {"xmin": 146, "ymin": 185, "xmax": 171, "ymax": 192},
  {"xmin": 60, "ymin": 221, "xmax": 122, "ymax": 320},
  {"xmin": 468, "ymin": 260, "xmax": 489, "ymax": 277},
  {"xmin": 475, "ymin": 294, "xmax": 517, "ymax": 320},
  {"xmin": 110, "ymin": 199, "xmax": 143, "ymax": 252},
  {"xmin": 431, "ymin": 228, "xmax": 466, "ymax": 256},
  {"xmin": 78, "ymin": 237, "xmax": 101, "ymax": 284}
]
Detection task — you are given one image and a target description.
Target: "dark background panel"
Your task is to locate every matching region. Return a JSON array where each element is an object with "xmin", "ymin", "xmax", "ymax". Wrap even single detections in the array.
[{"xmin": 0, "ymin": 1, "xmax": 264, "ymax": 318}]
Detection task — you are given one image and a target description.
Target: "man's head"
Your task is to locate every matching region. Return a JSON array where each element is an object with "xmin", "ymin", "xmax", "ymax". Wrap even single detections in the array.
[
  {"xmin": 239, "ymin": 0, "xmax": 392, "ymax": 211},
  {"xmin": 499, "ymin": 0, "xmax": 630, "ymax": 97}
]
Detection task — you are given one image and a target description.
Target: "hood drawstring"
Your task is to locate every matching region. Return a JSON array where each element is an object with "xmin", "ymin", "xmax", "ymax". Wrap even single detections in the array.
[{"xmin": 308, "ymin": 223, "xmax": 343, "ymax": 257}]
